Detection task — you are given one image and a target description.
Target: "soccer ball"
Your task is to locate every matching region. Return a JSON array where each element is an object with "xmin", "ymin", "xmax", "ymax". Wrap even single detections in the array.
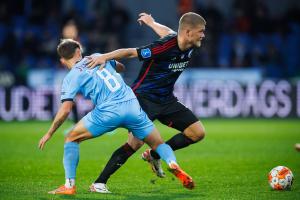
[{"xmin": 268, "ymin": 166, "xmax": 294, "ymax": 190}]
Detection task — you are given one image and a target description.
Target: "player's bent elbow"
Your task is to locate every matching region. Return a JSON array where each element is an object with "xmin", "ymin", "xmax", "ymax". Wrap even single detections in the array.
[{"xmin": 61, "ymin": 101, "xmax": 74, "ymax": 113}]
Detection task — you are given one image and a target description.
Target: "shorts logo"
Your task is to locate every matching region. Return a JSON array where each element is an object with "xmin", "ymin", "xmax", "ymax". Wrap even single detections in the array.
[{"xmin": 141, "ymin": 48, "xmax": 151, "ymax": 58}]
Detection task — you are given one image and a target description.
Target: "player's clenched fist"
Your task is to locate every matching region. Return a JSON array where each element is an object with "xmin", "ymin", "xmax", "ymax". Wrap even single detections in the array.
[{"xmin": 138, "ymin": 13, "xmax": 154, "ymax": 26}]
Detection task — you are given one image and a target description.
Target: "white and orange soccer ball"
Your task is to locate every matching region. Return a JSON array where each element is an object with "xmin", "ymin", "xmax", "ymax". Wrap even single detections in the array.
[{"xmin": 268, "ymin": 166, "xmax": 294, "ymax": 190}]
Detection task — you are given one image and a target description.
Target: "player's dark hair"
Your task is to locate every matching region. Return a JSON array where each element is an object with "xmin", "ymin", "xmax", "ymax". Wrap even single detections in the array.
[
  {"xmin": 179, "ymin": 12, "xmax": 206, "ymax": 30},
  {"xmin": 57, "ymin": 39, "xmax": 82, "ymax": 59}
]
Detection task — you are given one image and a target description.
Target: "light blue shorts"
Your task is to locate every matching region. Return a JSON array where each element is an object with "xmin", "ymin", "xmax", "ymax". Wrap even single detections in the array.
[{"xmin": 82, "ymin": 98, "xmax": 154, "ymax": 140}]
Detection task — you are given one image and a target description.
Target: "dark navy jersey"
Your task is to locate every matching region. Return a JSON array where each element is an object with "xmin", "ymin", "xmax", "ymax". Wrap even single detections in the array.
[{"xmin": 131, "ymin": 33, "xmax": 195, "ymax": 103}]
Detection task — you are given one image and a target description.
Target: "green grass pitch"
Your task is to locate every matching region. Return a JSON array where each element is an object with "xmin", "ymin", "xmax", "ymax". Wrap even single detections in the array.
[{"xmin": 0, "ymin": 119, "xmax": 299, "ymax": 200}]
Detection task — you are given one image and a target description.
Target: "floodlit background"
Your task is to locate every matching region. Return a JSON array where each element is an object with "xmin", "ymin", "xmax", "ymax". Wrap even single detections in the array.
[
  {"xmin": 0, "ymin": 0, "xmax": 300, "ymax": 119},
  {"xmin": 0, "ymin": 0, "xmax": 299, "ymax": 199}
]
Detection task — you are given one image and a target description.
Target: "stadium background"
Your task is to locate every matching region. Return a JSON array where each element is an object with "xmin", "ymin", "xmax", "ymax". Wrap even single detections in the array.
[{"xmin": 0, "ymin": 0, "xmax": 299, "ymax": 199}]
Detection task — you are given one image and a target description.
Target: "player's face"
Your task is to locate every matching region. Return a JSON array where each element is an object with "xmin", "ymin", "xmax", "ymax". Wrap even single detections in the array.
[{"xmin": 189, "ymin": 24, "xmax": 205, "ymax": 47}]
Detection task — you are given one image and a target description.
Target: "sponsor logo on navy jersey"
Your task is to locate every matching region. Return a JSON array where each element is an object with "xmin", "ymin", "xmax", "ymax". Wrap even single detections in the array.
[
  {"xmin": 141, "ymin": 48, "xmax": 151, "ymax": 58},
  {"xmin": 168, "ymin": 61, "xmax": 189, "ymax": 72}
]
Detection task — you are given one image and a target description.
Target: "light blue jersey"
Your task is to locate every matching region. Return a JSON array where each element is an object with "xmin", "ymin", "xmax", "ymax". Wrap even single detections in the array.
[
  {"xmin": 61, "ymin": 54, "xmax": 153, "ymax": 140},
  {"xmin": 61, "ymin": 54, "xmax": 136, "ymax": 106}
]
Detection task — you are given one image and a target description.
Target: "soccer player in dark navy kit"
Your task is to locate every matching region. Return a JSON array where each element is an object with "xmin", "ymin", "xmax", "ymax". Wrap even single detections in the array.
[{"xmin": 87, "ymin": 12, "xmax": 206, "ymax": 191}]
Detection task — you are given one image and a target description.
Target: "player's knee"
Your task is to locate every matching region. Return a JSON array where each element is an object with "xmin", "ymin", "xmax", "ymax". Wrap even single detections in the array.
[
  {"xmin": 185, "ymin": 123, "xmax": 206, "ymax": 142},
  {"xmin": 64, "ymin": 131, "xmax": 89, "ymax": 143},
  {"xmin": 129, "ymin": 140, "xmax": 144, "ymax": 150},
  {"xmin": 192, "ymin": 128, "xmax": 205, "ymax": 142},
  {"xmin": 64, "ymin": 136, "xmax": 80, "ymax": 143},
  {"xmin": 127, "ymin": 138, "xmax": 144, "ymax": 151}
]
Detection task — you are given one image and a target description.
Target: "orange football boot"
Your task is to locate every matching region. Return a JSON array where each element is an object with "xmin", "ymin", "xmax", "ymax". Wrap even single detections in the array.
[
  {"xmin": 48, "ymin": 185, "xmax": 76, "ymax": 195},
  {"xmin": 168, "ymin": 162, "xmax": 195, "ymax": 190}
]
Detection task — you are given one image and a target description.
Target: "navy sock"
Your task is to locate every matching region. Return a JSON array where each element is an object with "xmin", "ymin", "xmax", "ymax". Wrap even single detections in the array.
[
  {"xmin": 95, "ymin": 143, "xmax": 135, "ymax": 184},
  {"xmin": 151, "ymin": 133, "xmax": 195, "ymax": 159}
]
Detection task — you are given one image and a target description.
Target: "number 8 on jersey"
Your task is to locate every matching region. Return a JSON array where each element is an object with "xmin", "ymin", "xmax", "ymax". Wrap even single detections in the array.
[{"xmin": 97, "ymin": 68, "xmax": 121, "ymax": 92}]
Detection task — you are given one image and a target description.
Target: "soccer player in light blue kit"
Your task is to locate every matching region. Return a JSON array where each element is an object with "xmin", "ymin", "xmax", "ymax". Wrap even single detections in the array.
[{"xmin": 38, "ymin": 39, "xmax": 194, "ymax": 195}]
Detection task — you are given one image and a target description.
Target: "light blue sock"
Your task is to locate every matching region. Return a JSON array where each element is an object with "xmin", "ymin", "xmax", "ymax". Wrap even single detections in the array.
[
  {"xmin": 155, "ymin": 143, "xmax": 177, "ymax": 164},
  {"xmin": 63, "ymin": 142, "xmax": 79, "ymax": 179}
]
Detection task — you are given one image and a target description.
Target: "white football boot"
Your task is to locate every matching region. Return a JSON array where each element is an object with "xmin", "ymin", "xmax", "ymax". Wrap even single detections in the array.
[{"xmin": 89, "ymin": 183, "xmax": 111, "ymax": 193}]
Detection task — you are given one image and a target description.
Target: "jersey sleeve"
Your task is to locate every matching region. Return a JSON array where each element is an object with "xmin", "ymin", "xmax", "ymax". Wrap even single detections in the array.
[
  {"xmin": 136, "ymin": 34, "xmax": 177, "ymax": 61},
  {"xmin": 108, "ymin": 60, "xmax": 117, "ymax": 68},
  {"xmin": 60, "ymin": 71, "xmax": 81, "ymax": 102}
]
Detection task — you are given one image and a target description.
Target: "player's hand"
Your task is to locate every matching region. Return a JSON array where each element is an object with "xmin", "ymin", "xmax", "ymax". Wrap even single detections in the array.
[
  {"xmin": 86, "ymin": 55, "xmax": 106, "ymax": 69},
  {"xmin": 138, "ymin": 13, "xmax": 154, "ymax": 26},
  {"xmin": 38, "ymin": 133, "xmax": 52, "ymax": 150}
]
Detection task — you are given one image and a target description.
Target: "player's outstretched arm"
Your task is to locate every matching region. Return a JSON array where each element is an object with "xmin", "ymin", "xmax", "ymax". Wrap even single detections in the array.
[
  {"xmin": 38, "ymin": 101, "xmax": 74, "ymax": 149},
  {"xmin": 86, "ymin": 48, "xmax": 137, "ymax": 68},
  {"xmin": 138, "ymin": 13, "xmax": 175, "ymax": 38}
]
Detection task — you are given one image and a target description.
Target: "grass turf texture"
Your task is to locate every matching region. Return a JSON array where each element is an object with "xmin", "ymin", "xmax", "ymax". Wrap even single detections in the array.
[{"xmin": 0, "ymin": 119, "xmax": 299, "ymax": 200}]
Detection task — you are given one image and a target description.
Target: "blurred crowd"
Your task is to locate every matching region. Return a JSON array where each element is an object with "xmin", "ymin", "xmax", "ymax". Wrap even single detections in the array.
[
  {"xmin": 190, "ymin": 0, "xmax": 300, "ymax": 79},
  {"xmin": 0, "ymin": 0, "xmax": 130, "ymax": 85},
  {"xmin": 0, "ymin": 0, "xmax": 299, "ymax": 86}
]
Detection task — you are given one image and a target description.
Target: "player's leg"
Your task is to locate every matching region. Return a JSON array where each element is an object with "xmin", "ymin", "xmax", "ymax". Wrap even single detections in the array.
[
  {"xmin": 88, "ymin": 101, "xmax": 146, "ymax": 193},
  {"xmin": 136, "ymin": 125, "xmax": 195, "ymax": 189},
  {"xmin": 93, "ymin": 132, "xmax": 144, "ymax": 186},
  {"xmin": 148, "ymin": 101, "xmax": 205, "ymax": 160},
  {"xmin": 164, "ymin": 120, "xmax": 205, "ymax": 151},
  {"xmin": 50, "ymin": 107, "xmax": 117, "ymax": 195},
  {"xmin": 126, "ymin": 99, "xmax": 194, "ymax": 189},
  {"xmin": 93, "ymin": 97, "xmax": 159, "ymax": 186},
  {"xmin": 48, "ymin": 119, "xmax": 93, "ymax": 195},
  {"xmin": 91, "ymin": 133, "xmax": 144, "ymax": 193}
]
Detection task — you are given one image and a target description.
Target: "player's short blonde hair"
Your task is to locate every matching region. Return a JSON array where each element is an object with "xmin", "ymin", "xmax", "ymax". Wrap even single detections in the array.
[
  {"xmin": 179, "ymin": 12, "xmax": 206, "ymax": 31},
  {"xmin": 57, "ymin": 38, "xmax": 82, "ymax": 59}
]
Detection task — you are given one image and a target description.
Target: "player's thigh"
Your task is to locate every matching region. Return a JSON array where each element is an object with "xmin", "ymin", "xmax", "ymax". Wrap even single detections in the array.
[
  {"xmin": 136, "ymin": 96, "xmax": 160, "ymax": 121},
  {"xmin": 159, "ymin": 102, "xmax": 205, "ymax": 141},
  {"xmin": 65, "ymin": 120, "xmax": 93, "ymax": 143},
  {"xmin": 159, "ymin": 101, "xmax": 199, "ymax": 132}
]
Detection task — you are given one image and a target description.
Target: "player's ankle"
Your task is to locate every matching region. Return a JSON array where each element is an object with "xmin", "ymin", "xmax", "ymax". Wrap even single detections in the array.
[
  {"xmin": 168, "ymin": 160, "xmax": 178, "ymax": 166},
  {"xmin": 65, "ymin": 178, "xmax": 75, "ymax": 188}
]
